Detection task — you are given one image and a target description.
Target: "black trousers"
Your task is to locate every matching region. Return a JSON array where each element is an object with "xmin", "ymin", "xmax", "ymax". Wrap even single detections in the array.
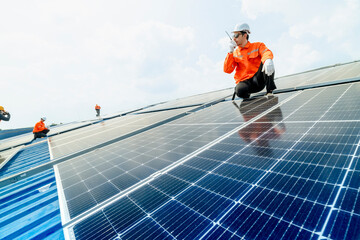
[
  {"xmin": 96, "ymin": 109, "xmax": 100, "ymax": 117},
  {"xmin": 33, "ymin": 129, "xmax": 50, "ymax": 139},
  {"xmin": 235, "ymin": 63, "xmax": 276, "ymax": 99}
]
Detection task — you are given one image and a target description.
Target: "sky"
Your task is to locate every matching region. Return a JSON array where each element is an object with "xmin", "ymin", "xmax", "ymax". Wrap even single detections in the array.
[{"xmin": 1, "ymin": 0, "xmax": 359, "ymax": 130}]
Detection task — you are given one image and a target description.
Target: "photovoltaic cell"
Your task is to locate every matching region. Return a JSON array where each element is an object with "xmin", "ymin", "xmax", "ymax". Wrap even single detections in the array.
[{"xmin": 67, "ymin": 82, "xmax": 360, "ymax": 239}]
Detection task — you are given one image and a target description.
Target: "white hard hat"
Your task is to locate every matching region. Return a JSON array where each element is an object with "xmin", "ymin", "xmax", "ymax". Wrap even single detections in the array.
[
  {"xmin": 41, "ymin": 117, "xmax": 47, "ymax": 121},
  {"xmin": 232, "ymin": 23, "xmax": 251, "ymax": 34}
]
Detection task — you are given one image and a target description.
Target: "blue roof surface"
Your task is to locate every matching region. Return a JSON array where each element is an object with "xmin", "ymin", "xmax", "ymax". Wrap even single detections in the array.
[{"xmin": 0, "ymin": 167, "xmax": 63, "ymax": 240}]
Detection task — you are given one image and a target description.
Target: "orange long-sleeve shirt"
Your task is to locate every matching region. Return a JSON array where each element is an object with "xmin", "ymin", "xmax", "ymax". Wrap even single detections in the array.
[
  {"xmin": 33, "ymin": 121, "xmax": 47, "ymax": 133},
  {"xmin": 224, "ymin": 41, "xmax": 273, "ymax": 84}
]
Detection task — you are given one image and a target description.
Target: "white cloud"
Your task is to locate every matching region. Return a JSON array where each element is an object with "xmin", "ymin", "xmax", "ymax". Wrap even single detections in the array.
[
  {"xmin": 1, "ymin": 0, "xmax": 359, "ymax": 130},
  {"xmin": 240, "ymin": 0, "xmax": 360, "ymax": 76},
  {"xmin": 241, "ymin": 0, "xmax": 294, "ymax": 20}
]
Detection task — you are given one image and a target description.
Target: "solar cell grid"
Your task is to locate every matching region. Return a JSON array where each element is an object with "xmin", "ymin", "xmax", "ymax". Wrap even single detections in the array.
[
  {"xmin": 275, "ymin": 61, "xmax": 360, "ymax": 90},
  {"xmin": 66, "ymin": 82, "xmax": 360, "ymax": 239},
  {"xmin": 56, "ymin": 121, "xmax": 241, "ymax": 221},
  {"xmin": 50, "ymin": 107, "xmax": 195, "ymax": 159},
  {"xmin": 64, "ymin": 95, "xmax": 288, "ymax": 238}
]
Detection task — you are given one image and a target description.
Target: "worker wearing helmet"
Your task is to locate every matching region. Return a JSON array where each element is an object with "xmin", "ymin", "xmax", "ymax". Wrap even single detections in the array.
[
  {"xmin": 95, "ymin": 104, "xmax": 101, "ymax": 117},
  {"xmin": 0, "ymin": 106, "xmax": 11, "ymax": 122},
  {"xmin": 224, "ymin": 23, "xmax": 276, "ymax": 99},
  {"xmin": 32, "ymin": 117, "xmax": 50, "ymax": 140}
]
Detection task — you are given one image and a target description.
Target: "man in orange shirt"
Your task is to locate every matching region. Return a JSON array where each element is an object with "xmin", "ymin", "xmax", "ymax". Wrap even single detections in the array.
[
  {"xmin": 224, "ymin": 23, "xmax": 276, "ymax": 99},
  {"xmin": 33, "ymin": 117, "xmax": 50, "ymax": 140},
  {"xmin": 95, "ymin": 104, "xmax": 101, "ymax": 117}
]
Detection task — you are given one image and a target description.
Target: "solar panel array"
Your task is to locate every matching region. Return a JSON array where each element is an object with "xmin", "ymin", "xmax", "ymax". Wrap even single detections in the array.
[
  {"xmin": 0, "ymin": 120, "xmax": 97, "ymax": 152},
  {"xmin": 136, "ymin": 88, "xmax": 233, "ymax": 113},
  {"xmin": 49, "ymin": 107, "xmax": 198, "ymax": 159},
  {"xmin": 275, "ymin": 60, "xmax": 360, "ymax": 90},
  {"xmin": 50, "ymin": 79, "xmax": 360, "ymax": 240}
]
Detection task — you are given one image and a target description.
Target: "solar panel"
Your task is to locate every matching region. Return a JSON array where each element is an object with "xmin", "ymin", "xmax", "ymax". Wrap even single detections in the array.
[
  {"xmin": 0, "ymin": 134, "xmax": 33, "ymax": 152},
  {"xmin": 275, "ymin": 61, "xmax": 360, "ymax": 90},
  {"xmin": 136, "ymin": 88, "xmax": 233, "ymax": 113},
  {"xmin": 49, "ymin": 107, "xmax": 196, "ymax": 159},
  {"xmin": 56, "ymin": 94, "xmax": 289, "ymax": 225},
  {"xmin": 0, "ymin": 120, "xmax": 96, "ymax": 152},
  {"xmin": 55, "ymin": 122, "xmax": 242, "ymax": 222},
  {"xmin": 61, "ymin": 81, "xmax": 360, "ymax": 239}
]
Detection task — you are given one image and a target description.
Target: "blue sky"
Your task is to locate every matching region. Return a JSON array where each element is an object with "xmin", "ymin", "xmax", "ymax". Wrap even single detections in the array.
[{"xmin": 1, "ymin": 0, "xmax": 359, "ymax": 129}]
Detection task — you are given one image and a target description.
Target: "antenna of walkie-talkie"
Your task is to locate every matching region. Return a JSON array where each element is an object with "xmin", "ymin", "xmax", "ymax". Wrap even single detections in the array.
[{"xmin": 225, "ymin": 31, "xmax": 232, "ymax": 40}]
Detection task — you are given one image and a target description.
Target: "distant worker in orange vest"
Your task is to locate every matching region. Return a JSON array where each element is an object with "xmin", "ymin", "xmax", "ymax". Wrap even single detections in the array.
[
  {"xmin": 95, "ymin": 104, "xmax": 101, "ymax": 117},
  {"xmin": 224, "ymin": 23, "xmax": 276, "ymax": 99},
  {"xmin": 0, "ymin": 106, "xmax": 11, "ymax": 122},
  {"xmin": 32, "ymin": 117, "xmax": 50, "ymax": 140}
]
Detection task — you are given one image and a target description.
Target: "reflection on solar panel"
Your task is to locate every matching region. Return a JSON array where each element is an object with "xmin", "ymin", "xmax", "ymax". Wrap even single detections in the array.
[
  {"xmin": 55, "ymin": 81, "xmax": 360, "ymax": 240},
  {"xmin": 50, "ymin": 107, "xmax": 196, "ymax": 159},
  {"xmin": 136, "ymin": 88, "xmax": 232, "ymax": 113},
  {"xmin": 275, "ymin": 60, "xmax": 360, "ymax": 90}
]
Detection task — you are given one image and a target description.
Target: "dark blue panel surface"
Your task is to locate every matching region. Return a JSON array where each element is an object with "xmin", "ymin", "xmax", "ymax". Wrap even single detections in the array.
[
  {"xmin": 121, "ymin": 217, "xmax": 173, "ymax": 240},
  {"xmin": 184, "ymin": 156, "xmax": 222, "ymax": 171},
  {"xmin": 344, "ymin": 170, "xmax": 360, "ymax": 189},
  {"xmin": 129, "ymin": 185, "xmax": 170, "ymax": 213},
  {"xmin": 177, "ymin": 186, "xmax": 234, "ymax": 221},
  {"xmin": 202, "ymin": 225, "xmax": 241, "ymax": 240},
  {"xmin": 324, "ymin": 210, "xmax": 360, "ymax": 240},
  {"xmin": 335, "ymin": 188, "xmax": 360, "ymax": 214},
  {"xmin": 152, "ymin": 200, "xmax": 212, "ymax": 239},
  {"xmin": 70, "ymin": 83, "xmax": 360, "ymax": 239},
  {"xmin": 168, "ymin": 165, "xmax": 207, "ymax": 182},
  {"xmin": 60, "ymin": 122, "xmax": 241, "ymax": 219},
  {"xmin": 72, "ymin": 211, "xmax": 117, "ymax": 240},
  {"xmin": 214, "ymin": 163, "xmax": 263, "ymax": 183},
  {"xmin": 103, "ymin": 197, "xmax": 146, "ymax": 233},
  {"xmin": 150, "ymin": 174, "xmax": 190, "ymax": 197},
  {"xmin": 197, "ymin": 174, "xmax": 251, "ymax": 200}
]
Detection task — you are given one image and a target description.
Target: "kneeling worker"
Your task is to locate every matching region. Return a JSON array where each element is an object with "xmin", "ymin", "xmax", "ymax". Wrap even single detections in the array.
[
  {"xmin": 33, "ymin": 117, "xmax": 50, "ymax": 140},
  {"xmin": 0, "ymin": 106, "xmax": 11, "ymax": 122},
  {"xmin": 224, "ymin": 23, "xmax": 276, "ymax": 99}
]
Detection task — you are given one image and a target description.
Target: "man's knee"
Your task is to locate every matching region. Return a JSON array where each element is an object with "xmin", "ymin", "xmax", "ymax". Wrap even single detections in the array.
[{"xmin": 235, "ymin": 82, "xmax": 250, "ymax": 99}]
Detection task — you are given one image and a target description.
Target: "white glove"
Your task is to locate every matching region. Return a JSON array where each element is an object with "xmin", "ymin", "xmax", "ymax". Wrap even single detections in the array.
[
  {"xmin": 262, "ymin": 59, "xmax": 275, "ymax": 76},
  {"xmin": 229, "ymin": 40, "xmax": 237, "ymax": 53}
]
